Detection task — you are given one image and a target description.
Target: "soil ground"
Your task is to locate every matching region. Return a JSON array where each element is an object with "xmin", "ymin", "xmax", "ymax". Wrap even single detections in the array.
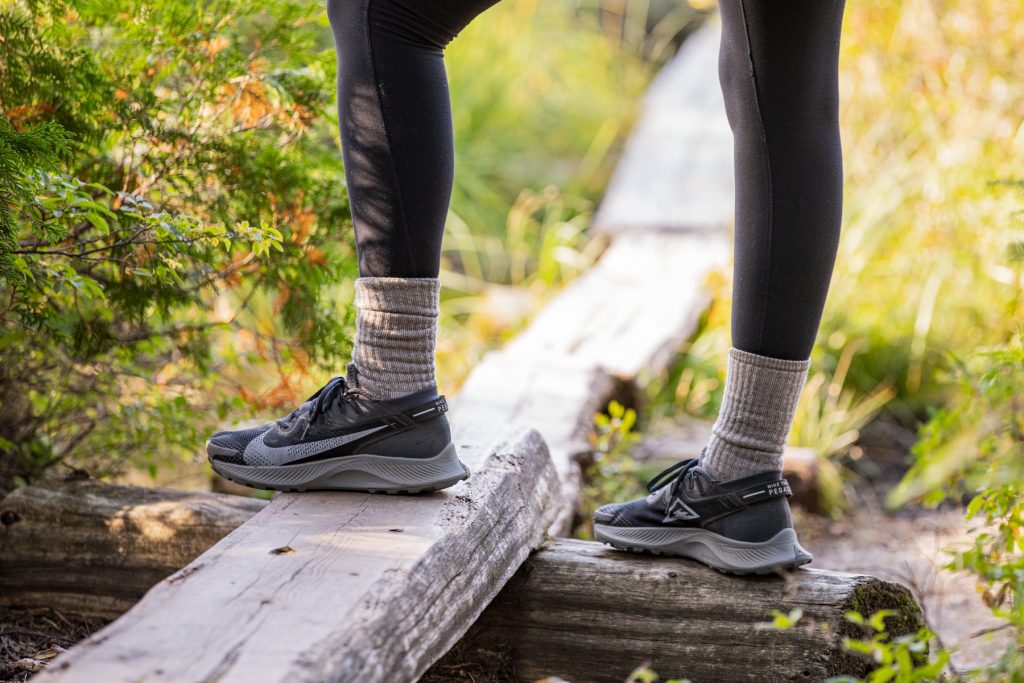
[
  {"xmin": 0, "ymin": 607, "xmax": 108, "ymax": 683},
  {"xmin": 796, "ymin": 505, "xmax": 1009, "ymax": 674}
]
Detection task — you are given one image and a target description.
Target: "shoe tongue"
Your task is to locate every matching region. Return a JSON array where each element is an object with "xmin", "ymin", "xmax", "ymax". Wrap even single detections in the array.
[{"xmin": 277, "ymin": 402, "xmax": 311, "ymax": 428}]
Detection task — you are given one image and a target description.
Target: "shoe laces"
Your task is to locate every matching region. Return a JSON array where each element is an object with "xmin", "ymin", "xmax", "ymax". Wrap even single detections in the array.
[
  {"xmin": 277, "ymin": 375, "xmax": 367, "ymax": 439},
  {"xmin": 644, "ymin": 457, "xmax": 705, "ymax": 506},
  {"xmin": 646, "ymin": 458, "xmax": 698, "ymax": 494}
]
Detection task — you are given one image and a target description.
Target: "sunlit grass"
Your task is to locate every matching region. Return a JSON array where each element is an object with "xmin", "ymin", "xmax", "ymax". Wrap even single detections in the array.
[{"xmin": 677, "ymin": 0, "xmax": 1023, "ymax": 437}]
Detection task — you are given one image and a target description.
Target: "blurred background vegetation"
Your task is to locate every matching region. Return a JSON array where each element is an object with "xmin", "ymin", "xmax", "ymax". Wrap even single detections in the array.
[
  {"xmin": 0, "ymin": 0, "xmax": 694, "ymax": 488},
  {"xmin": 0, "ymin": 0, "xmax": 1021, "ymax": 543},
  {"xmin": 1, "ymin": 0, "xmax": 1022, "ymax": 675}
]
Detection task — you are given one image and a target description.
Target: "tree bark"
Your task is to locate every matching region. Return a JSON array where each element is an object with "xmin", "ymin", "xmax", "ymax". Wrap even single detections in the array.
[
  {"xmin": 426, "ymin": 539, "xmax": 924, "ymax": 683},
  {"xmin": 0, "ymin": 479, "xmax": 267, "ymax": 618},
  {"xmin": 29, "ymin": 425, "xmax": 561, "ymax": 683}
]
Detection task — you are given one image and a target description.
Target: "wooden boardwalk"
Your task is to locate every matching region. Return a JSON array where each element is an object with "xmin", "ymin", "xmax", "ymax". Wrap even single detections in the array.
[
  {"xmin": 594, "ymin": 17, "xmax": 734, "ymax": 233},
  {"xmin": 20, "ymin": 17, "xmax": 922, "ymax": 683}
]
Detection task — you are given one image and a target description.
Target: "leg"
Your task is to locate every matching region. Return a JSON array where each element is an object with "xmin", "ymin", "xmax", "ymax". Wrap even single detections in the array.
[
  {"xmin": 720, "ymin": 0, "xmax": 846, "ymax": 361},
  {"xmin": 327, "ymin": 0, "xmax": 499, "ymax": 277},
  {"xmin": 326, "ymin": 0, "xmax": 499, "ymax": 398},
  {"xmin": 701, "ymin": 0, "xmax": 847, "ymax": 481},
  {"xmin": 592, "ymin": 2, "xmax": 845, "ymax": 573},
  {"xmin": 204, "ymin": 0, "xmax": 500, "ymax": 492}
]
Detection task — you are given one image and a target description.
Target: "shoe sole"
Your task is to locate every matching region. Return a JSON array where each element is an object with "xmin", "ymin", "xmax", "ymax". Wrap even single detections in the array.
[
  {"xmin": 209, "ymin": 442, "xmax": 470, "ymax": 494},
  {"xmin": 594, "ymin": 524, "xmax": 813, "ymax": 576}
]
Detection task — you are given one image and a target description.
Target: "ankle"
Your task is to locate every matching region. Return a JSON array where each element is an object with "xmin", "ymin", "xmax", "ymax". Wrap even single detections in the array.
[
  {"xmin": 699, "ymin": 347, "xmax": 809, "ymax": 481},
  {"xmin": 351, "ymin": 277, "xmax": 440, "ymax": 400}
]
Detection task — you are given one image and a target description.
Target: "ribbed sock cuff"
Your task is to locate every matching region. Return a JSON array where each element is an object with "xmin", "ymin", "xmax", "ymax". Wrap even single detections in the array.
[
  {"xmin": 700, "ymin": 347, "xmax": 810, "ymax": 481},
  {"xmin": 351, "ymin": 277, "xmax": 440, "ymax": 400}
]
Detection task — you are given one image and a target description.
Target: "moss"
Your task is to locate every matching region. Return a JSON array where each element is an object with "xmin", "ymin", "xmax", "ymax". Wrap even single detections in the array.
[{"xmin": 828, "ymin": 578, "xmax": 925, "ymax": 677}]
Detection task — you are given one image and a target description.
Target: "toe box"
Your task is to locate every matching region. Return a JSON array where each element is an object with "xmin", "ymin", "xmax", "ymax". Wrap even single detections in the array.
[
  {"xmin": 593, "ymin": 497, "xmax": 666, "ymax": 527},
  {"xmin": 206, "ymin": 424, "xmax": 271, "ymax": 465}
]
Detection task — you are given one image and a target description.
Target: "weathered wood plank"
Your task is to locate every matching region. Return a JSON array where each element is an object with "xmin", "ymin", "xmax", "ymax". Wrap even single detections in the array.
[
  {"xmin": 33, "ymin": 425, "xmax": 559, "ymax": 683},
  {"xmin": 594, "ymin": 19, "xmax": 734, "ymax": 233},
  {"xmin": 426, "ymin": 539, "xmax": 923, "ymax": 683},
  {"xmin": 0, "ymin": 481, "xmax": 267, "ymax": 618},
  {"xmin": 503, "ymin": 231, "xmax": 728, "ymax": 380},
  {"xmin": 454, "ymin": 355, "xmax": 616, "ymax": 536},
  {"xmin": 457, "ymin": 231, "xmax": 727, "ymax": 535}
]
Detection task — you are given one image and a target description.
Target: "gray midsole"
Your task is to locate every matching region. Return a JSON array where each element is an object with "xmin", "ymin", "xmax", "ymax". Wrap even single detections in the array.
[
  {"xmin": 211, "ymin": 442, "xmax": 467, "ymax": 491},
  {"xmin": 594, "ymin": 524, "xmax": 811, "ymax": 572}
]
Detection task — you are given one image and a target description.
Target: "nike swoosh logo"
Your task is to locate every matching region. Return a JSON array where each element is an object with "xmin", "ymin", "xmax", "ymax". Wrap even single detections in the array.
[{"xmin": 243, "ymin": 425, "xmax": 388, "ymax": 466}]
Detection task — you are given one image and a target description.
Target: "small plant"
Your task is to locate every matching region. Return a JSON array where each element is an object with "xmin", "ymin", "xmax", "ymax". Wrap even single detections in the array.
[
  {"xmin": 888, "ymin": 333, "xmax": 1024, "ymax": 509},
  {"xmin": 575, "ymin": 400, "xmax": 643, "ymax": 540},
  {"xmin": 828, "ymin": 611, "xmax": 950, "ymax": 683},
  {"xmin": 757, "ymin": 608, "xmax": 805, "ymax": 631},
  {"xmin": 763, "ymin": 607, "xmax": 950, "ymax": 682},
  {"xmin": 947, "ymin": 485, "xmax": 1024, "ymax": 679},
  {"xmin": 625, "ymin": 662, "xmax": 691, "ymax": 683}
]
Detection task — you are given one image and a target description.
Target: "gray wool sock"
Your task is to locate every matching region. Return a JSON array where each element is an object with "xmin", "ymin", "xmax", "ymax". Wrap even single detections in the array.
[
  {"xmin": 351, "ymin": 277, "xmax": 440, "ymax": 400},
  {"xmin": 699, "ymin": 347, "xmax": 810, "ymax": 481}
]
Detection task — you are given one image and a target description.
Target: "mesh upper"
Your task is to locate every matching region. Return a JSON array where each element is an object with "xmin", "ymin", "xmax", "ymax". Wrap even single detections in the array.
[{"xmin": 209, "ymin": 425, "xmax": 271, "ymax": 452}]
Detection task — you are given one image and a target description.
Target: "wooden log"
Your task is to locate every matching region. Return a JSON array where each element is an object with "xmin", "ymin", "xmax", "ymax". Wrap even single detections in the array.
[
  {"xmin": 594, "ymin": 20, "xmax": 734, "ymax": 233},
  {"xmin": 426, "ymin": 539, "xmax": 924, "ymax": 683},
  {"xmin": 462, "ymin": 231, "xmax": 727, "ymax": 535},
  {"xmin": 502, "ymin": 231, "xmax": 728, "ymax": 382},
  {"xmin": 454, "ymin": 355, "xmax": 619, "ymax": 536},
  {"xmin": 0, "ymin": 481, "xmax": 267, "ymax": 618},
  {"xmin": 32, "ymin": 425, "xmax": 560, "ymax": 683}
]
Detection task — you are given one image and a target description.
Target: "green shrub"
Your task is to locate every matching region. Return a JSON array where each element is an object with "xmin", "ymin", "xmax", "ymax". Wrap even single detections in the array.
[
  {"xmin": 0, "ymin": 0, "xmax": 353, "ymax": 489},
  {"xmin": 0, "ymin": 0, "xmax": 661, "ymax": 488}
]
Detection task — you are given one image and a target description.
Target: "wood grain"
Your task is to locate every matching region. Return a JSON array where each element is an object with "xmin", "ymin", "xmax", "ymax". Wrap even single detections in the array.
[
  {"xmin": 460, "ymin": 231, "xmax": 727, "ymax": 535},
  {"xmin": 427, "ymin": 539, "xmax": 924, "ymax": 683},
  {"xmin": 31, "ymin": 425, "xmax": 559, "ymax": 683}
]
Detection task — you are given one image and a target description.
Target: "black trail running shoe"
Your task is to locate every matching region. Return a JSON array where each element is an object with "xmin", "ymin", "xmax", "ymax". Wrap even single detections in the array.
[
  {"xmin": 593, "ymin": 458, "xmax": 812, "ymax": 575},
  {"xmin": 206, "ymin": 365, "xmax": 468, "ymax": 493}
]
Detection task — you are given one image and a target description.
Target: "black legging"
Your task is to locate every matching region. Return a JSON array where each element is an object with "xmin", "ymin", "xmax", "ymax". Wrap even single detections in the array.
[{"xmin": 326, "ymin": 0, "xmax": 846, "ymax": 361}]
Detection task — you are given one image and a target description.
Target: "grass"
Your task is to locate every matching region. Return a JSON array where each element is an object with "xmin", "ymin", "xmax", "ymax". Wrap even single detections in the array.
[
  {"xmin": 646, "ymin": 0, "xmax": 1024, "ymax": 501},
  {"xmin": 432, "ymin": 1, "xmax": 659, "ymax": 391}
]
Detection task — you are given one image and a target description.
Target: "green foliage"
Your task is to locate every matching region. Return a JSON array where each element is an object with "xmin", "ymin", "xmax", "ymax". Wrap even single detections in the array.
[
  {"xmin": 815, "ymin": 0, "xmax": 1024, "ymax": 414},
  {"xmin": 886, "ymin": 183, "xmax": 1024, "ymax": 680},
  {"xmin": 0, "ymin": 0, "xmax": 354, "ymax": 488},
  {"xmin": 889, "ymin": 334, "xmax": 1024, "ymax": 508},
  {"xmin": 575, "ymin": 400, "xmax": 643, "ymax": 540},
  {"xmin": 0, "ymin": 0, "xmax": 660, "ymax": 488},
  {"xmin": 625, "ymin": 664, "xmax": 690, "ymax": 683},
  {"xmin": 828, "ymin": 611, "xmax": 949, "ymax": 683},
  {"xmin": 762, "ymin": 607, "xmax": 949, "ymax": 682},
  {"xmin": 757, "ymin": 608, "xmax": 804, "ymax": 631},
  {"xmin": 949, "ymin": 486, "xmax": 1024, "ymax": 678},
  {"xmin": 442, "ymin": 0, "xmax": 651, "ymax": 282},
  {"xmin": 0, "ymin": 121, "xmax": 70, "ymax": 276}
]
